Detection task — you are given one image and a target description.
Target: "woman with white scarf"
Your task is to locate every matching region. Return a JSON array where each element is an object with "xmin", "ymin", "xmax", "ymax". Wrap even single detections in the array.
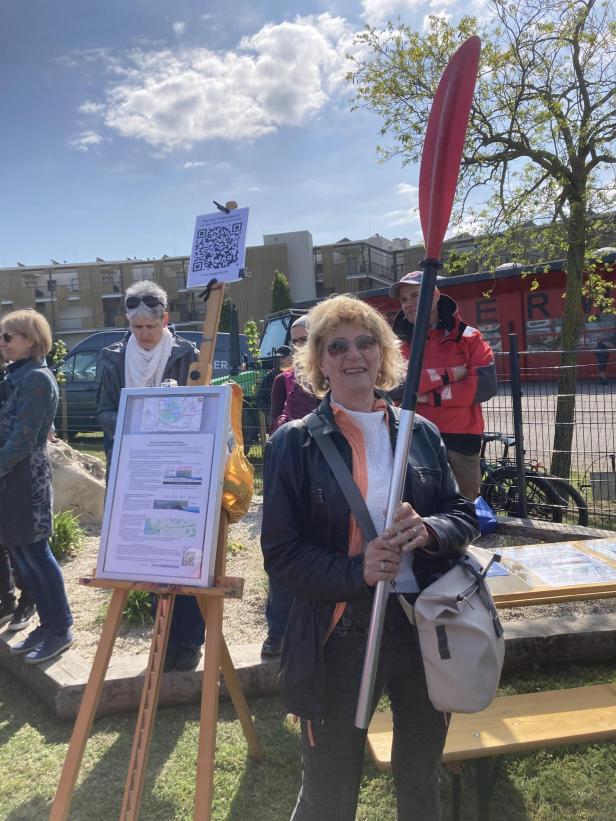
[{"xmin": 96, "ymin": 280, "xmax": 203, "ymax": 672}]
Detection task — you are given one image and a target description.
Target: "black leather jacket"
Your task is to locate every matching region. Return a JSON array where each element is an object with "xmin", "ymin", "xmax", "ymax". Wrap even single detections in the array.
[
  {"xmin": 96, "ymin": 331, "xmax": 198, "ymax": 443},
  {"xmin": 261, "ymin": 394, "xmax": 479, "ymax": 721}
]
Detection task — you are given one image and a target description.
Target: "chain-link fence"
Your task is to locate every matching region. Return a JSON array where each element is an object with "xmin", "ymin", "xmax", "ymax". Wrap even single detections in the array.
[{"xmin": 482, "ymin": 342, "xmax": 616, "ymax": 528}]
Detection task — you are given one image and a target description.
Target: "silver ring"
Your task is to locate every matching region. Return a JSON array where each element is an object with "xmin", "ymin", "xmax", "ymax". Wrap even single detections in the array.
[{"xmin": 380, "ymin": 560, "xmax": 387, "ymax": 572}]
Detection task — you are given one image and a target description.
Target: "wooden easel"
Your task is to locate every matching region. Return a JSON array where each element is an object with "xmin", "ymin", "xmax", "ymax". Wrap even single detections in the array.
[{"xmin": 51, "ymin": 208, "xmax": 263, "ymax": 821}]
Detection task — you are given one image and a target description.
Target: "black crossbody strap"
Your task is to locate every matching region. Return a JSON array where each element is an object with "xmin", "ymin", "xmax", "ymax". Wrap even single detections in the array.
[{"xmin": 304, "ymin": 413, "xmax": 378, "ymax": 543}]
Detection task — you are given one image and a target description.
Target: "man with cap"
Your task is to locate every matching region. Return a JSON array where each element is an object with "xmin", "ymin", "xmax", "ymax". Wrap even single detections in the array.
[{"xmin": 390, "ymin": 271, "xmax": 497, "ymax": 500}]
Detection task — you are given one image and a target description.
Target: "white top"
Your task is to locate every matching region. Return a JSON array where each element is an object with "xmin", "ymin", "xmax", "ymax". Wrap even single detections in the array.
[{"xmin": 339, "ymin": 405, "xmax": 419, "ymax": 593}]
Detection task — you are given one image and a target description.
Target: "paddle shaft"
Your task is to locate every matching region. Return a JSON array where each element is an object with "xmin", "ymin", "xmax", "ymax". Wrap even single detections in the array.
[{"xmin": 354, "ymin": 259, "xmax": 441, "ymax": 729}]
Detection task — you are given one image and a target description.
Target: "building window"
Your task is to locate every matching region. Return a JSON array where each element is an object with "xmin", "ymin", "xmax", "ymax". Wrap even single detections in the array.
[{"xmin": 132, "ymin": 264, "xmax": 155, "ymax": 282}]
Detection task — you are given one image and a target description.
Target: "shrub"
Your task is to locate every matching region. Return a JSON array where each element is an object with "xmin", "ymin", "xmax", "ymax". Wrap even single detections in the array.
[
  {"xmin": 227, "ymin": 540, "xmax": 246, "ymax": 556},
  {"xmin": 122, "ymin": 590, "xmax": 154, "ymax": 627},
  {"xmin": 49, "ymin": 510, "xmax": 85, "ymax": 561}
]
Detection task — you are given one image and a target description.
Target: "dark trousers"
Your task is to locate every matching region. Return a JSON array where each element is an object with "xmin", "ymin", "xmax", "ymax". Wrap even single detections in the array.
[
  {"xmin": 151, "ymin": 593, "xmax": 205, "ymax": 650},
  {"xmin": 168, "ymin": 595, "xmax": 205, "ymax": 650},
  {"xmin": 0, "ymin": 544, "xmax": 35, "ymax": 607},
  {"xmin": 8, "ymin": 540, "xmax": 73, "ymax": 635},
  {"xmin": 265, "ymin": 577, "xmax": 293, "ymax": 641},
  {"xmin": 291, "ymin": 620, "xmax": 448, "ymax": 821}
]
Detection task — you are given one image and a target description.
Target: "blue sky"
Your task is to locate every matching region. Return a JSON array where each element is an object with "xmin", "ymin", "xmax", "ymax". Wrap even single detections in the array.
[{"xmin": 0, "ymin": 0, "xmax": 485, "ymax": 267}]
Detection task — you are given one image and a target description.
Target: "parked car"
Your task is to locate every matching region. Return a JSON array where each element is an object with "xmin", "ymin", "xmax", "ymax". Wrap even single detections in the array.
[{"xmin": 53, "ymin": 329, "xmax": 249, "ymax": 437}]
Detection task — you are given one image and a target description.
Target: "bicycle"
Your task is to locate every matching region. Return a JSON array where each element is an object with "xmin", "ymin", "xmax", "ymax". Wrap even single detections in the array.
[{"xmin": 479, "ymin": 432, "xmax": 589, "ymax": 525}]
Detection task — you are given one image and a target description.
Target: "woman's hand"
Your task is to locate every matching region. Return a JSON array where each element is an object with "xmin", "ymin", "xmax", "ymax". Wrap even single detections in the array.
[
  {"xmin": 363, "ymin": 534, "xmax": 401, "ymax": 587},
  {"xmin": 386, "ymin": 502, "xmax": 431, "ymax": 552},
  {"xmin": 363, "ymin": 502, "xmax": 432, "ymax": 586}
]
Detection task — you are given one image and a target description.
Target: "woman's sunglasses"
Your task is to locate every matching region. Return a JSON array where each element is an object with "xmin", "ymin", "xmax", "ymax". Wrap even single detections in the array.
[
  {"xmin": 125, "ymin": 295, "xmax": 166, "ymax": 310},
  {"xmin": 291, "ymin": 335, "xmax": 308, "ymax": 347},
  {"xmin": 326, "ymin": 335, "xmax": 378, "ymax": 358},
  {"xmin": 1, "ymin": 332, "xmax": 16, "ymax": 343}
]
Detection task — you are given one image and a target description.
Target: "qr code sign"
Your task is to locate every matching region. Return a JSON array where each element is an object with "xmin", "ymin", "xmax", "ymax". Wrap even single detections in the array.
[
  {"xmin": 192, "ymin": 223, "xmax": 242, "ymax": 272},
  {"xmin": 182, "ymin": 550, "xmax": 196, "ymax": 567}
]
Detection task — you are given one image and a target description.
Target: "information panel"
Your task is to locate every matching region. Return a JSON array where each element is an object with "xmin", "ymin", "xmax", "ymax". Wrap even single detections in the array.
[
  {"xmin": 486, "ymin": 539, "xmax": 616, "ymax": 598},
  {"xmin": 96, "ymin": 385, "xmax": 232, "ymax": 587}
]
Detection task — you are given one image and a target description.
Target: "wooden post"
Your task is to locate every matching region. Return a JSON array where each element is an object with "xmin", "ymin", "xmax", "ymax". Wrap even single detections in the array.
[
  {"xmin": 120, "ymin": 594, "xmax": 175, "ymax": 819},
  {"xmin": 50, "ymin": 588, "xmax": 128, "ymax": 821}
]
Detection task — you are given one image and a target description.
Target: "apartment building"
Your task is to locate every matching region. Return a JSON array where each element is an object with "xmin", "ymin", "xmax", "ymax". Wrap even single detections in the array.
[{"xmin": 4, "ymin": 218, "xmax": 612, "ymax": 345}]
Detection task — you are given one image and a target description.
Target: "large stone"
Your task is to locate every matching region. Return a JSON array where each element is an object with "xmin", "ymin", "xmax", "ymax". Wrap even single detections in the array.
[{"xmin": 48, "ymin": 438, "xmax": 106, "ymax": 525}]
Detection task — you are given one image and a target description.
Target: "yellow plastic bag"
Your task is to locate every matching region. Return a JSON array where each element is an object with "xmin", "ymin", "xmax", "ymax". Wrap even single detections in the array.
[{"xmin": 222, "ymin": 381, "xmax": 254, "ymax": 523}]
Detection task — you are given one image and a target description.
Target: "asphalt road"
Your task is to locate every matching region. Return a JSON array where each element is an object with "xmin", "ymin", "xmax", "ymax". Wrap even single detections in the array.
[{"xmin": 482, "ymin": 380, "xmax": 616, "ymax": 487}]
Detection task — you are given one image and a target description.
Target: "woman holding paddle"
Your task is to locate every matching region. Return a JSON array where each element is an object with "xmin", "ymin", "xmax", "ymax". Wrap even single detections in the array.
[{"xmin": 261, "ymin": 295, "xmax": 478, "ymax": 820}]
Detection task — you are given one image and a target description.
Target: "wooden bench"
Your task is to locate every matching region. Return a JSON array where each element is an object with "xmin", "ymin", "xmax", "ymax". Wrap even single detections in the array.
[{"xmin": 367, "ymin": 683, "xmax": 616, "ymax": 821}]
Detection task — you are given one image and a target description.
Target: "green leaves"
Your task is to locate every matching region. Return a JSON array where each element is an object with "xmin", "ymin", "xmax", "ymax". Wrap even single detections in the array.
[
  {"xmin": 242, "ymin": 320, "xmax": 260, "ymax": 361},
  {"xmin": 271, "ymin": 270, "xmax": 291, "ymax": 314}
]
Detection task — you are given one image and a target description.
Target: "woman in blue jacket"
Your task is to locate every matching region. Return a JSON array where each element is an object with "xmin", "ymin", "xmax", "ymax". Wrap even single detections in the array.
[{"xmin": 0, "ymin": 309, "xmax": 73, "ymax": 664}]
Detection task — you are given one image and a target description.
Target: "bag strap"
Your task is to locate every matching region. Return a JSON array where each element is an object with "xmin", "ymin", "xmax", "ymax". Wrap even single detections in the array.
[
  {"xmin": 304, "ymin": 412, "xmax": 377, "ymax": 543},
  {"xmin": 304, "ymin": 411, "xmax": 413, "ymax": 626},
  {"xmin": 460, "ymin": 553, "xmax": 505, "ymax": 638}
]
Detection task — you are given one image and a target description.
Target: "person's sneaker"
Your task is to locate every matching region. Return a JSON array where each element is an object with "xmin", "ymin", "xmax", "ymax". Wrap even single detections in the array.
[
  {"xmin": 175, "ymin": 646, "xmax": 202, "ymax": 671},
  {"xmin": 6, "ymin": 602, "xmax": 36, "ymax": 632},
  {"xmin": 24, "ymin": 631, "xmax": 73, "ymax": 665},
  {"xmin": 0, "ymin": 599, "xmax": 17, "ymax": 627},
  {"xmin": 261, "ymin": 636, "xmax": 282, "ymax": 657},
  {"xmin": 11, "ymin": 625, "xmax": 49, "ymax": 655}
]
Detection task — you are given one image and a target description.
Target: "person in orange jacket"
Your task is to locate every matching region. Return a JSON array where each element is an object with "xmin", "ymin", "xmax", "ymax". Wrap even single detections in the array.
[{"xmin": 391, "ymin": 270, "xmax": 497, "ymax": 500}]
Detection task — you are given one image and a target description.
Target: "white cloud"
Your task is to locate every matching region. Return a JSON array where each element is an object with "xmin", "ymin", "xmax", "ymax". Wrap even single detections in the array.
[
  {"xmin": 82, "ymin": 13, "xmax": 355, "ymax": 151},
  {"xmin": 386, "ymin": 182, "xmax": 420, "ymax": 226},
  {"xmin": 173, "ymin": 21, "xmax": 186, "ymax": 35},
  {"xmin": 78, "ymin": 100, "xmax": 105, "ymax": 115},
  {"xmin": 67, "ymin": 130, "xmax": 104, "ymax": 152},
  {"xmin": 394, "ymin": 182, "xmax": 418, "ymax": 199},
  {"xmin": 361, "ymin": 0, "xmax": 424, "ymax": 27},
  {"xmin": 361, "ymin": 0, "xmax": 487, "ymax": 27},
  {"xmin": 182, "ymin": 160, "xmax": 208, "ymax": 169},
  {"xmin": 422, "ymin": 8, "xmax": 452, "ymax": 29}
]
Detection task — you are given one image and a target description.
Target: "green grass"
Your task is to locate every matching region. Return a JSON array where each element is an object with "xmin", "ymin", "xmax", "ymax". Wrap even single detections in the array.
[{"xmin": 0, "ymin": 663, "xmax": 615, "ymax": 819}]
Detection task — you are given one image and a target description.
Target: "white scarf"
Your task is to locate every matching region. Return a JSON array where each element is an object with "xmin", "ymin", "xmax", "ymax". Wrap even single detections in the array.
[{"xmin": 125, "ymin": 327, "xmax": 174, "ymax": 388}]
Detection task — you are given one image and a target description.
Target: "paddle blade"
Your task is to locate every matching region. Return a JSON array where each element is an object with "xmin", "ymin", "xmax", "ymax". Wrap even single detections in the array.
[{"xmin": 419, "ymin": 36, "xmax": 481, "ymax": 260}]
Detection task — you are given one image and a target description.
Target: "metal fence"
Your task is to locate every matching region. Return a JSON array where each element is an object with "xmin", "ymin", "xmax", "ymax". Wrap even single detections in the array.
[{"xmin": 481, "ymin": 343, "xmax": 616, "ymax": 528}]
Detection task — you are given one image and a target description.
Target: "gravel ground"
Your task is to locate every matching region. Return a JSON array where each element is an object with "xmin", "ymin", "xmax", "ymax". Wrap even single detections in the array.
[{"xmin": 61, "ymin": 500, "xmax": 615, "ymax": 662}]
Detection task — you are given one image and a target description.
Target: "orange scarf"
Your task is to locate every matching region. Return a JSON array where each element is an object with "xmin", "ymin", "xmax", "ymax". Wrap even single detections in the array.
[{"xmin": 324, "ymin": 397, "xmax": 389, "ymax": 640}]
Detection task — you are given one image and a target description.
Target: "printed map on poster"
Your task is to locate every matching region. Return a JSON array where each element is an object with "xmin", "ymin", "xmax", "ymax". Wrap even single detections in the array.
[{"xmin": 141, "ymin": 396, "xmax": 204, "ymax": 432}]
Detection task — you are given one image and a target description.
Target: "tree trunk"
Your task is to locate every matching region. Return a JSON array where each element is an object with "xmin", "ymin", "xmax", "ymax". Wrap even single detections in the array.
[{"xmin": 550, "ymin": 197, "xmax": 586, "ymax": 478}]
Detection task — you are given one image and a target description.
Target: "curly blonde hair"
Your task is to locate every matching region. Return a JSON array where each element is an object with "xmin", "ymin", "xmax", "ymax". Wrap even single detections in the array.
[
  {"xmin": 294, "ymin": 295, "xmax": 405, "ymax": 398},
  {"xmin": 1, "ymin": 308, "xmax": 53, "ymax": 359}
]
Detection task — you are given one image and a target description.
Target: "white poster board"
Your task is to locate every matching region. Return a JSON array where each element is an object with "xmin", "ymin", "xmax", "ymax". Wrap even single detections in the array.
[
  {"xmin": 186, "ymin": 206, "xmax": 249, "ymax": 288},
  {"xmin": 96, "ymin": 385, "xmax": 232, "ymax": 587}
]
